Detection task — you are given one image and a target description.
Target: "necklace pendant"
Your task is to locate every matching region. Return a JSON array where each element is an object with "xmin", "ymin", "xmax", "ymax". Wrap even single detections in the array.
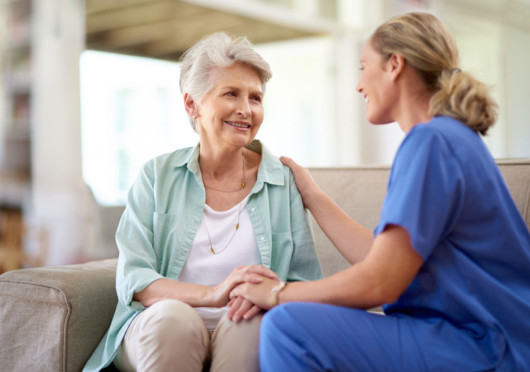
[
  {"xmin": 236, "ymin": 223, "xmax": 239, "ymax": 230},
  {"xmin": 210, "ymin": 247, "xmax": 215, "ymax": 254},
  {"xmin": 241, "ymin": 181, "xmax": 246, "ymax": 189}
]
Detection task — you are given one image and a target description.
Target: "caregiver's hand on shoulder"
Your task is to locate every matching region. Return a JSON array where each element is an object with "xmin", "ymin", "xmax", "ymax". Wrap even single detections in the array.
[{"xmin": 281, "ymin": 156, "xmax": 320, "ymax": 209}]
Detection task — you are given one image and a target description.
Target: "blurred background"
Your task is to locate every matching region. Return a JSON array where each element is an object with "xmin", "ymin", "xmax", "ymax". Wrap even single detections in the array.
[{"xmin": 1, "ymin": 0, "xmax": 529, "ymax": 270}]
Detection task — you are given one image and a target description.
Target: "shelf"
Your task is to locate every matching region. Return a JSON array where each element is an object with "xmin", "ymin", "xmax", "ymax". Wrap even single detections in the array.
[
  {"xmin": 0, "ymin": 202, "xmax": 26, "ymax": 273},
  {"xmin": 1, "ymin": 0, "xmax": 33, "ymax": 178},
  {"xmin": 0, "ymin": 171, "xmax": 30, "ymax": 208},
  {"xmin": 5, "ymin": 0, "xmax": 32, "ymax": 45}
]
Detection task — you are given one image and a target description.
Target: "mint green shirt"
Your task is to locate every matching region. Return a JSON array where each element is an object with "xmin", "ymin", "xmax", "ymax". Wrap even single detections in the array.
[{"xmin": 84, "ymin": 140, "xmax": 322, "ymax": 371}]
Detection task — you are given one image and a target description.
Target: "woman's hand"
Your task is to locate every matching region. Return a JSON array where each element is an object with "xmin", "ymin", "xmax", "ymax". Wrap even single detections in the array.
[
  {"xmin": 208, "ymin": 265, "xmax": 279, "ymax": 307},
  {"xmin": 229, "ymin": 275, "xmax": 282, "ymax": 310},
  {"xmin": 226, "ymin": 296, "xmax": 262, "ymax": 322},
  {"xmin": 281, "ymin": 156, "xmax": 320, "ymax": 209}
]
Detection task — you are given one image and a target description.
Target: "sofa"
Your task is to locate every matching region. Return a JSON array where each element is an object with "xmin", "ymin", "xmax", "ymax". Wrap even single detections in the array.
[{"xmin": 1, "ymin": 159, "xmax": 529, "ymax": 372}]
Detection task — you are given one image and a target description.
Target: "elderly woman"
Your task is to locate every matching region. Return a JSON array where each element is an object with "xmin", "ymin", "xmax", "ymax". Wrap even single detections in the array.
[
  {"xmin": 83, "ymin": 32, "xmax": 321, "ymax": 372},
  {"xmin": 230, "ymin": 12, "xmax": 530, "ymax": 371}
]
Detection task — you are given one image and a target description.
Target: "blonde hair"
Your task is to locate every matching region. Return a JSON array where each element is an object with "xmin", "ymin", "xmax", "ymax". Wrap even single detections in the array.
[
  {"xmin": 371, "ymin": 12, "xmax": 497, "ymax": 135},
  {"xmin": 179, "ymin": 32, "xmax": 272, "ymax": 132}
]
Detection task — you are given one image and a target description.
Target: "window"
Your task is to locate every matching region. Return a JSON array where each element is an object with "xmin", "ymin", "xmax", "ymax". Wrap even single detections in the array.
[{"xmin": 80, "ymin": 51, "xmax": 196, "ymax": 205}]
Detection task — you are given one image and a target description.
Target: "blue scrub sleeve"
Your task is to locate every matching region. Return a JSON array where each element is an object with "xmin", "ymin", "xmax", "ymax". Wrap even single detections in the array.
[{"xmin": 374, "ymin": 126, "xmax": 466, "ymax": 260}]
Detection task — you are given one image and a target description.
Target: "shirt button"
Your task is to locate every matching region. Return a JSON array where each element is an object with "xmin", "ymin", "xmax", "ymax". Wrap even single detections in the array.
[
  {"xmin": 250, "ymin": 207, "xmax": 256, "ymax": 213},
  {"xmin": 259, "ymin": 236, "xmax": 265, "ymax": 241}
]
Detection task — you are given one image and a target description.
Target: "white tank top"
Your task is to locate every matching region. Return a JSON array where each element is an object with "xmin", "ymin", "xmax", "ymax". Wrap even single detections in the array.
[{"xmin": 178, "ymin": 195, "xmax": 260, "ymax": 330}]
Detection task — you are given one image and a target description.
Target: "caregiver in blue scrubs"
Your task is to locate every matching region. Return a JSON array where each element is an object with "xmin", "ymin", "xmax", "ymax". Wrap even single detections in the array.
[{"xmin": 230, "ymin": 12, "xmax": 530, "ymax": 371}]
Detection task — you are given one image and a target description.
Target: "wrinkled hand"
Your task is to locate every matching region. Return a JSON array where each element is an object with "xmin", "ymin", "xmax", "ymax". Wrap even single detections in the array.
[
  {"xmin": 229, "ymin": 275, "xmax": 281, "ymax": 310},
  {"xmin": 281, "ymin": 156, "xmax": 318, "ymax": 209},
  {"xmin": 227, "ymin": 296, "xmax": 262, "ymax": 322},
  {"xmin": 209, "ymin": 265, "xmax": 279, "ymax": 308}
]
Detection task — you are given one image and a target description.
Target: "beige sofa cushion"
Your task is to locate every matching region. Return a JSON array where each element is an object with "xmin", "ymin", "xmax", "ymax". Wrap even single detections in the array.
[
  {"xmin": 0, "ymin": 259, "xmax": 117, "ymax": 372},
  {"xmin": 310, "ymin": 166, "xmax": 390, "ymax": 276},
  {"xmin": 497, "ymin": 159, "xmax": 530, "ymax": 225}
]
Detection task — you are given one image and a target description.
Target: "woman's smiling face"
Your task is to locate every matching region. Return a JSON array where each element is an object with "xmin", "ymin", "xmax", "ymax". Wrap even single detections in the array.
[
  {"xmin": 357, "ymin": 40, "xmax": 396, "ymax": 125},
  {"xmin": 196, "ymin": 62, "xmax": 264, "ymax": 149}
]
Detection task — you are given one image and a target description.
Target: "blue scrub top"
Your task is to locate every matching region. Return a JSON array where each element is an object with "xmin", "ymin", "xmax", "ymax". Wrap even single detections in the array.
[{"xmin": 374, "ymin": 116, "xmax": 530, "ymax": 369}]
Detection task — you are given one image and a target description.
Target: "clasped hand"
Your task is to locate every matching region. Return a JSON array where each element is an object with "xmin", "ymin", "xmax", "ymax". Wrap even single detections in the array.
[{"xmin": 214, "ymin": 265, "xmax": 282, "ymax": 322}]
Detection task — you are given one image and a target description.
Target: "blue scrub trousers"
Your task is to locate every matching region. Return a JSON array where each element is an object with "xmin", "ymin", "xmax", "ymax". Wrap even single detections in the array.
[{"xmin": 259, "ymin": 303, "xmax": 503, "ymax": 371}]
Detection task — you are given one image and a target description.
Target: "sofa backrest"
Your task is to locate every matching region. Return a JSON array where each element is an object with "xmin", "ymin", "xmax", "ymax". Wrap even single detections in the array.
[{"xmin": 308, "ymin": 159, "xmax": 530, "ymax": 277}]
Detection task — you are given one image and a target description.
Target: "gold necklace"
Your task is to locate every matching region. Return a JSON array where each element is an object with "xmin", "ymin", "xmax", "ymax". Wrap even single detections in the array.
[
  {"xmin": 203, "ymin": 150, "xmax": 246, "ymax": 193},
  {"xmin": 202, "ymin": 202, "xmax": 243, "ymax": 254}
]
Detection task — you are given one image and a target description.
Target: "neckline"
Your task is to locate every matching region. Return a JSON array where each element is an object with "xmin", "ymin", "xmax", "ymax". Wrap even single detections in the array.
[{"xmin": 204, "ymin": 194, "xmax": 250, "ymax": 214}]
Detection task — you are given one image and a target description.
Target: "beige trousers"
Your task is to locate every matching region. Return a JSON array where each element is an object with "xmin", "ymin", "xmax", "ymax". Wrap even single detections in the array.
[{"xmin": 113, "ymin": 299, "xmax": 262, "ymax": 372}]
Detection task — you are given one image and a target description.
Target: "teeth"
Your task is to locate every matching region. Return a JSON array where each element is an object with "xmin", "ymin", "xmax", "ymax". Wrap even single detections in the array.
[{"xmin": 226, "ymin": 121, "xmax": 250, "ymax": 128}]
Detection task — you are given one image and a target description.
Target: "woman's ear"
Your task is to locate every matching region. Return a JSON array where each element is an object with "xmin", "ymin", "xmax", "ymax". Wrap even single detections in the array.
[
  {"xmin": 388, "ymin": 53, "xmax": 406, "ymax": 81},
  {"xmin": 184, "ymin": 93, "xmax": 198, "ymax": 118}
]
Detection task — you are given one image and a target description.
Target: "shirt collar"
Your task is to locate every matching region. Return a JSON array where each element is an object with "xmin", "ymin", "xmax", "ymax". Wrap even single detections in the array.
[
  {"xmin": 173, "ymin": 140, "xmax": 285, "ymax": 188},
  {"xmin": 248, "ymin": 140, "xmax": 285, "ymax": 187}
]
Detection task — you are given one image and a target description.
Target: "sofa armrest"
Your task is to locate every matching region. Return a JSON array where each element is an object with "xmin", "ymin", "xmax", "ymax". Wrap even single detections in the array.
[{"xmin": 0, "ymin": 258, "xmax": 118, "ymax": 372}]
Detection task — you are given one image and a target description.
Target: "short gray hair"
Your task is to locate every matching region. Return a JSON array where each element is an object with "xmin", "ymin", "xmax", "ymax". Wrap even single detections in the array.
[{"xmin": 179, "ymin": 32, "xmax": 272, "ymax": 132}]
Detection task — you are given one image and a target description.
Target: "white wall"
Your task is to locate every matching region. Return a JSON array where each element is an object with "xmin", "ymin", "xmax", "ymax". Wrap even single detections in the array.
[{"xmin": 504, "ymin": 26, "xmax": 530, "ymax": 158}]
